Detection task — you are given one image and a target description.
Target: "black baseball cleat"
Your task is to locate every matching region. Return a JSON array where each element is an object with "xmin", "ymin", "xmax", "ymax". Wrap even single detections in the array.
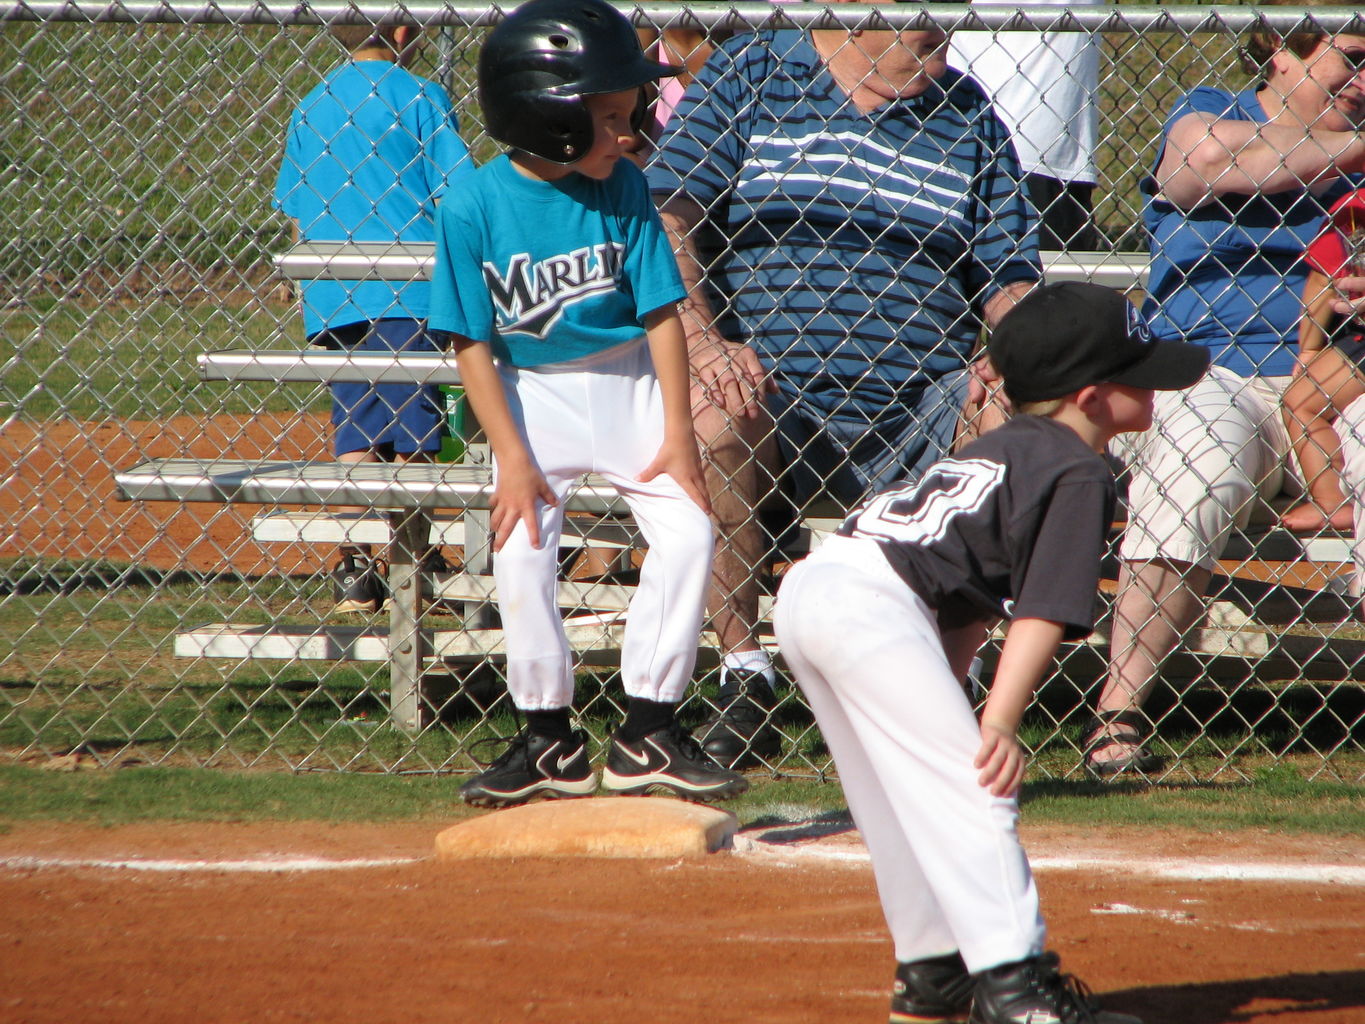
[
  {"xmin": 331, "ymin": 552, "xmax": 386, "ymax": 615},
  {"xmin": 419, "ymin": 547, "xmax": 455, "ymax": 605},
  {"xmin": 969, "ymin": 953, "xmax": 1142, "ymax": 1024},
  {"xmin": 600, "ymin": 721, "xmax": 749, "ymax": 801},
  {"xmin": 890, "ymin": 952, "xmax": 974, "ymax": 1023},
  {"xmin": 697, "ymin": 667, "xmax": 784, "ymax": 768},
  {"xmin": 459, "ymin": 729, "xmax": 597, "ymax": 808}
]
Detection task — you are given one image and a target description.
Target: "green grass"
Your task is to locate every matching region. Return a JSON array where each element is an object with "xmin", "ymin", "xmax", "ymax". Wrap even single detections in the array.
[
  {"xmin": 1024, "ymin": 763, "xmax": 1365, "ymax": 835},
  {"xmin": 3, "ymin": 761, "xmax": 1362, "ymax": 836},
  {"xmin": 3, "ymin": 558, "xmax": 1362, "ymax": 779},
  {"xmin": 0, "ymin": 293, "xmax": 334, "ymax": 421}
]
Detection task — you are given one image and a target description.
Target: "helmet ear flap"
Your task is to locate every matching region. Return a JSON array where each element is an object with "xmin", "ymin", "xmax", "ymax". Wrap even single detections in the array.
[
  {"xmin": 480, "ymin": 87, "xmax": 593, "ymax": 163},
  {"xmin": 539, "ymin": 93, "xmax": 594, "ymax": 161}
]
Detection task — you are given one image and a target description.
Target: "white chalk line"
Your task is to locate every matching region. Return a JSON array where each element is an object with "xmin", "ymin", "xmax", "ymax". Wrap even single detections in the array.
[
  {"xmin": 3, "ymin": 842, "xmax": 1364, "ymax": 888},
  {"xmin": 0, "ymin": 854, "xmax": 423, "ymax": 874},
  {"xmin": 1032, "ymin": 855, "xmax": 1365, "ymax": 886},
  {"xmin": 732, "ymin": 835, "xmax": 1365, "ymax": 886}
]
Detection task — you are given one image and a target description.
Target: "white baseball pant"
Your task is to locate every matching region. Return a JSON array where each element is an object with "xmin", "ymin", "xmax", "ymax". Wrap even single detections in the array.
[
  {"xmin": 774, "ymin": 535, "xmax": 1046, "ymax": 972},
  {"xmin": 493, "ymin": 337, "xmax": 714, "ymax": 711}
]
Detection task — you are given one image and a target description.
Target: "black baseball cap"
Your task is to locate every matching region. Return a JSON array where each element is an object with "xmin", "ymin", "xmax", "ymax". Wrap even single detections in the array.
[{"xmin": 987, "ymin": 282, "xmax": 1210, "ymax": 405}]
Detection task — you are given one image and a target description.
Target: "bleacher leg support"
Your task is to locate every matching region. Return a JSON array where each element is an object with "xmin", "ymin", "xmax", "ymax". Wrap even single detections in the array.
[{"xmin": 388, "ymin": 509, "xmax": 429, "ymax": 734}]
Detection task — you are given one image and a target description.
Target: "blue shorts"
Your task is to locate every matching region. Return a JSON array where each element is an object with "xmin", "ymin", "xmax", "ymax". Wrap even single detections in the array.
[
  {"xmin": 769, "ymin": 367, "xmax": 970, "ymax": 509},
  {"xmin": 310, "ymin": 319, "xmax": 443, "ymax": 458}
]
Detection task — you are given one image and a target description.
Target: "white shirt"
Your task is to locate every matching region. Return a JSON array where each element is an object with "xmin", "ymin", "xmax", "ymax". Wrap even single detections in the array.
[{"xmin": 948, "ymin": 0, "xmax": 1100, "ymax": 183}]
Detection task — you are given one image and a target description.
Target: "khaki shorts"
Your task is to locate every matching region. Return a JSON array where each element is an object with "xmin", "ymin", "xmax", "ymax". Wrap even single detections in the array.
[{"xmin": 1111, "ymin": 366, "xmax": 1297, "ymax": 571}]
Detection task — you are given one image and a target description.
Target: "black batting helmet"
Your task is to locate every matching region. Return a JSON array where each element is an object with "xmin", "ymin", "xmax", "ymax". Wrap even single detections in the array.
[{"xmin": 478, "ymin": 0, "xmax": 681, "ymax": 164}]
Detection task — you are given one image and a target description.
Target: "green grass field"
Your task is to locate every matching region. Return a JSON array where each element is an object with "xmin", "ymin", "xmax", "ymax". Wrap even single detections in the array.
[
  {"xmin": 3, "ymin": 759, "xmax": 1362, "ymax": 835},
  {"xmin": 4, "ymin": 556, "xmax": 1361, "ymax": 783}
]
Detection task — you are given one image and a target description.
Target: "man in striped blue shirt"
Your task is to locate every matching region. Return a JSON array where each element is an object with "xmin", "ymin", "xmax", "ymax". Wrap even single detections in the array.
[{"xmin": 648, "ymin": 4, "xmax": 1041, "ymax": 766}]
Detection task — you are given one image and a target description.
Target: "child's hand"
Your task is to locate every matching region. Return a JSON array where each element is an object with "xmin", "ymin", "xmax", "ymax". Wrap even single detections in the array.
[
  {"xmin": 638, "ymin": 434, "xmax": 713, "ymax": 515},
  {"xmin": 490, "ymin": 460, "xmax": 557, "ymax": 552},
  {"xmin": 968, "ymin": 354, "xmax": 1011, "ymax": 413},
  {"xmin": 975, "ymin": 721, "xmax": 1027, "ymax": 798}
]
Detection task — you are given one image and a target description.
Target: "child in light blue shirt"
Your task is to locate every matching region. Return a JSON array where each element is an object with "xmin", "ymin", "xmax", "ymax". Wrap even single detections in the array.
[{"xmin": 275, "ymin": 21, "xmax": 472, "ymax": 612}]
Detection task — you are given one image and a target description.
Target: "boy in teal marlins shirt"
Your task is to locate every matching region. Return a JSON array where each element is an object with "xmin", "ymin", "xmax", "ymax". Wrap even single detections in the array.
[{"xmin": 429, "ymin": 0, "xmax": 746, "ymax": 807}]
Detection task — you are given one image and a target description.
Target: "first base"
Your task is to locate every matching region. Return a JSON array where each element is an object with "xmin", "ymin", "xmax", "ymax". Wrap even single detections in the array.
[{"xmin": 434, "ymin": 797, "xmax": 738, "ymax": 860}]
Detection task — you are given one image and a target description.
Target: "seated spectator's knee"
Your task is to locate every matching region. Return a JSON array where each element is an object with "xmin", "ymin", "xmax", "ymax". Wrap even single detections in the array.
[
  {"xmin": 1336, "ymin": 393, "xmax": 1365, "ymax": 441},
  {"xmin": 693, "ymin": 398, "xmax": 773, "ymax": 474},
  {"xmin": 693, "ymin": 398, "xmax": 746, "ymax": 453}
]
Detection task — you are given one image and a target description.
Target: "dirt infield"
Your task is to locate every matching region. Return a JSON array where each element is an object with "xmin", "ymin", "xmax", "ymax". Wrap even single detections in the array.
[
  {"xmin": 0, "ymin": 412, "xmax": 332, "ymax": 575},
  {"xmin": 3, "ymin": 820, "xmax": 1363, "ymax": 1024}
]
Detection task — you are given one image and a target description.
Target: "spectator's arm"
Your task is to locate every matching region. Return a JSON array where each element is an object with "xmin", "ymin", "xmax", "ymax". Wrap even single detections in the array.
[
  {"xmin": 659, "ymin": 192, "xmax": 773, "ymax": 416},
  {"xmin": 1156, "ymin": 111, "xmax": 1365, "ymax": 211},
  {"xmin": 658, "ymin": 194, "xmax": 718, "ymax": 351},
  {"xmin": 967, "ymin": 281, "xmax": 1037, "ymax": 417},
  {"xmin": 963, "ymin": 91, "xmax": 1042, "ymax": 321},
  {"xmin": 982, "ymin": 280, "xmax": 1037, "ymax": 331}
]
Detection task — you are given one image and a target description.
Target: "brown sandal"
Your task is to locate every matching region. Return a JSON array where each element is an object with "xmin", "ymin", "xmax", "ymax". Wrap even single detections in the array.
[{"xmin": 1082, "ymin": 710, "xmax": 1162, "ymax": 778}]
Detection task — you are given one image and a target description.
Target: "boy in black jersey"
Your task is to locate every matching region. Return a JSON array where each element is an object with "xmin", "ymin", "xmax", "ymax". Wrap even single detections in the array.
[{"xmin": 773, "ymin": 282, "xmax": 1208, "ymax": 1024}]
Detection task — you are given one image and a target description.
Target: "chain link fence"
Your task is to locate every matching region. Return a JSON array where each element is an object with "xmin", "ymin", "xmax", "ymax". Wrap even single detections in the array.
[{"xmin": 3, "ymin": 3, "xmax": 1363, "ymax": 782}]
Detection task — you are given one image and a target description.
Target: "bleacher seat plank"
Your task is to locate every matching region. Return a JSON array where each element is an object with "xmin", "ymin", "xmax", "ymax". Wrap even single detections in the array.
[
  {"xmin": 175, "ymin": 621, "xmax": 626, "ymax": 662},
  {"xmin": 273, "ymin": 240, "xmax": 435, "ymax": 281},
  {"xmin": 199, "ymin": 349, "xmax": 461, "ymax": 385},
  {"xmin": 249, "ymin": 511, "xmax": 460, "ymax": 546},
  {"xmin": 437, "ymin": 574, "xmax": 635, "ymax": 613},
  {"xmin": 248, "ymin": 511, "xmax": 637, "ymax": 550},
  {"xmin": 272, "ymin": 244, "xmax": 1150, "ymax": 294},
  {"xmin": 115, "ymin": 459, "xmax": 631, "ymax": 514},
  {"xmin": 1043, "ymin": 251, "xmax": 1149, "ymax": 290}
]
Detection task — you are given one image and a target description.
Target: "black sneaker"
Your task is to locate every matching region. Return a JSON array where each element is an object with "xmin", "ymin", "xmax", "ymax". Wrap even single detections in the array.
[
  {"xmin": 459, "ymin": 729, "xmax": 597, "ymax": 808},
  {"xmin": 420, "ymin": 548, "xmax": 453, "ymax": 603},
  {"xmin": 890, "ymin": 952, "xmax": 973, "ymax": 1023},
  {"xmin": 969, "ymin": 953, "xmax": 1141, "ymax": 1024},
  {"xmin": 697, "ymin": 667, "xmax": 783, "ymax": 769},
  {"xmin": 332, "ymin": 553, "xmax": 386, "ymax": 614},
  {"xmin": 600, "ymin": 721, "xmax": 749, "ymax": 801}
]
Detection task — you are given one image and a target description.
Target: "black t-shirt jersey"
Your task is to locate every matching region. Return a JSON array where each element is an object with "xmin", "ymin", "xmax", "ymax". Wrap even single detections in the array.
[{"xmin": 836, "ymin": 415, "xmax": 1116, "ymax": 640}]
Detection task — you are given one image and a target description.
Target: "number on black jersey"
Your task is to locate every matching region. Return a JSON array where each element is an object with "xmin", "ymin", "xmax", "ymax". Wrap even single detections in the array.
[{"xmin": 849, "ymin": 458, "xmax": 1006, "ymax": 546}]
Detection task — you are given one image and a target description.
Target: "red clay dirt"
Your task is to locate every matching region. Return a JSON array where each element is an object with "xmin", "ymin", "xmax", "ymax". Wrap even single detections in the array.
[
  {"xmin": 1, "ymin": 820, "xmax": 1363, "ymax": 1024},
  {"xmin": 0, "ymin": 412, "xmax": 334, "ymax": 576}
]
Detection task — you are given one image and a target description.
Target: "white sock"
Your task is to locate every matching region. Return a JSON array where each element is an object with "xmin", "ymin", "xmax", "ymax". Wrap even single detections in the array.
[{"xmin": 721, "ymin": 650, "xmax": 774, "ymax": 689}]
